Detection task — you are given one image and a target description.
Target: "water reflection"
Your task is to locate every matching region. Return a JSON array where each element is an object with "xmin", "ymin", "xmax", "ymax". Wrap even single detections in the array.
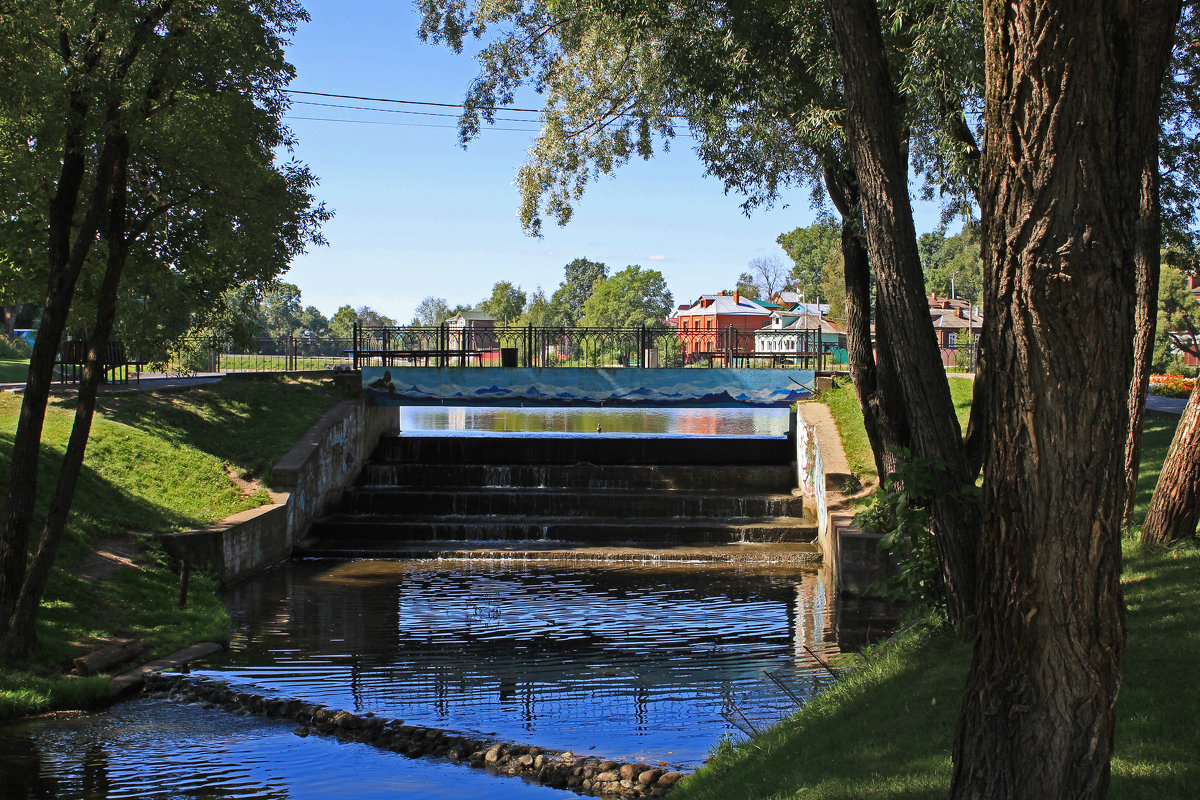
[
  {"xmin": 205, "ymin": 560, "xmax": 892, "ymax": 767},
  {"xmin": 0, "ymin": 701, "xmax": 578, "ymax": 800},
  {"xmin": 401, "ymin": 406, "xmax": 789, "ymax": 437}
]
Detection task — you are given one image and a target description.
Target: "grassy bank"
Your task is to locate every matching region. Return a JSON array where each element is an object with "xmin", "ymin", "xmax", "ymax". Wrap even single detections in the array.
[
  {"xmin": 816, "ymin": 377, "xmax": 975, "ymax": 485},
  {"xmin": 0, "ymin": 359, "xmax": 29, "ymax": 383},
  {"xmin": 677, "ymin": 389, "xmax": 1198, "ymax": 799},
  {"xmin": 0, "ymin": 375, "xmax": 346, "ymax": 718}
]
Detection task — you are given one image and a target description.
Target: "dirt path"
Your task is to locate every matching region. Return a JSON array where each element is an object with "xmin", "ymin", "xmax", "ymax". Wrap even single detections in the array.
[{"xmin": 71, "ymin": 536, "xmax": 145, "ymax": 582}]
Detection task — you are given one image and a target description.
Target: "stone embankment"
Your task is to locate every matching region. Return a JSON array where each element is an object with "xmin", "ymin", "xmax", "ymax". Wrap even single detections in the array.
[{"xmin": 143, "ymin": 672, "xmax": 684, "ymax": 799}]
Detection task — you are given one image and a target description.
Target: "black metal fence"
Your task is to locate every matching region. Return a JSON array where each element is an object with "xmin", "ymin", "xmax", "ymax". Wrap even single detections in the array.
[
  {"xmin": 352, "ymin": 322, "xmax": 845, "ymax": 370},
  {"xmin": 57, "ymin": 326, "xmax": 973, "ymax": 379},
  {"xmin": 151, "ymin": 335, "xmax": 356, "ymax": 375}
]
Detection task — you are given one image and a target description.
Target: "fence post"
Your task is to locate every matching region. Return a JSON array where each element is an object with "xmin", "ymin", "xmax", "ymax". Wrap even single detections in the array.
[
  {"xmin": 525, "ymin": 323, "xmax": 532, "ymax": 368},
  {"xmin": 353, "ymin": 321, "xmax": 359, "ymax": 370}
]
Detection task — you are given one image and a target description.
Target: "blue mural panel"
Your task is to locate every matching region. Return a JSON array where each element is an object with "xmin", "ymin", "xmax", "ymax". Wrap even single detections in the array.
[{"xmin": 361, "ymin": 367, "xmax": 814, "ymax": 407}]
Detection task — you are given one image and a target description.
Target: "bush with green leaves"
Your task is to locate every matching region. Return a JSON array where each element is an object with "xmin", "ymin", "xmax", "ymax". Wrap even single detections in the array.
[
  {"xmin": 0, "ymin": 336, "xmax": 31, "ymax": 359},
  {"xmin": 855, "ymin": 452, "xmax": 978, "ymax": 621}
]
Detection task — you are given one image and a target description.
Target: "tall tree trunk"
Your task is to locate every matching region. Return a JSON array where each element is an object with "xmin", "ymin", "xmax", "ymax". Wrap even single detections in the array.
[
  {"xmin": 0, "ymin": 104, "xmax": 116, "ymax": 629},
  {"xmin": 2, "ymin": 136, "xmax": 130, "ymax": 659},
  {"xmin": 824, "ymin": 165, "xmax": 910, "ymax": 479},
  {"xmin": 1141, "ymin": 378, "xmax": 1200, "ymax": 545},
  {"xmin": 1123, "ymin": 121, "xmax": 1166, "ymax": 528},
  {"xmin": 952, "ymin": 2, "xmax": 1179, "ymax": 796},
  {"xmin": 826, "ymin": 0, "xmax": 979, "ymax": 629}
]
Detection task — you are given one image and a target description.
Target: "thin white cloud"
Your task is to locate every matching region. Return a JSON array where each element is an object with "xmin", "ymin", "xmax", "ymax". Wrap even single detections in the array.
[{"xmin": 648, "ymin": 254, "xmax": 667, "ymax": 261}]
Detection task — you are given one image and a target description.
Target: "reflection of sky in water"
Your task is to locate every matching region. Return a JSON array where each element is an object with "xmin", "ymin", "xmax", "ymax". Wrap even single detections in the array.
[
  {"xmin": 0, "ymin": 700, "xmax": 576, "ymax": 800},
  {"xmin": 1, "ymin": 562, "xmax": 891, "ymax": 800},
  {"xmin": 200, "ymin": 560, "xmax": 854, "ymax": 768},
  {"xmin": 401, "ymin": 406, "xmax": 789, "ymax": 436}
]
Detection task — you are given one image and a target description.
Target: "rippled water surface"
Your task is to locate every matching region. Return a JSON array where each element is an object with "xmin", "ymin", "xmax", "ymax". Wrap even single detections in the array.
[
  {"xmin": 1, "ymin": 560, "xmax": 894, "ymax": 799},
  {"xmin": 399, "ymin": 406, "xmax": 790, "ymax": 436},
  {"xmin": 0, "ymin": 701, "xmax": 575, "ymax": 799},
  {"xmin": 207, "ymin": 560, "xmax": 887, "ymax": 766}
]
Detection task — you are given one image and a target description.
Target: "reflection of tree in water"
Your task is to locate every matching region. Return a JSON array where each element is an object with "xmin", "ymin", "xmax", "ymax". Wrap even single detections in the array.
[
  {"xmin": 82, "ymin": 742, "xmax": 110, "ymax": 798},
  {"xmin": 0, "ymin": 709, "xmax": 294, "ymax": 800},
  {"xmin": 0, "ymin": 727, "xmax": 62, "ymax": 799}
]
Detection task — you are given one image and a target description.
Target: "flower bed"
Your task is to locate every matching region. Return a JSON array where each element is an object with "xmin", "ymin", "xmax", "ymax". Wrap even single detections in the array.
[{"xmin": 1149, "ymin": 373, "xmax": 1196, "ymax": 398}]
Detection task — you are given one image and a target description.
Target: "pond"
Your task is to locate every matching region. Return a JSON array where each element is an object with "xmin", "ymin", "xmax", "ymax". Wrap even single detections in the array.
[{"xmin": 1, "ymin": 559, "xmax": 894, "ymax": 799}]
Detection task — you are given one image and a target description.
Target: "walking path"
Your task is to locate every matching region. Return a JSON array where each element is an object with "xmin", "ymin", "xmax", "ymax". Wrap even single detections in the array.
[{"xmin": 1, "ymin": 372, "xmax": 224, "ymax": 394}]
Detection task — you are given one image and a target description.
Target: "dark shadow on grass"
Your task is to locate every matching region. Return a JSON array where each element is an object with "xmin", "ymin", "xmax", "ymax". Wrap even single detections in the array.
[
  {"xmin": 87, "ymin": 376, "xmax": 341, "ymax": 482},
  {"xmin": 0, "ymin": 431, "xmax": 195, "ymax": 563}
]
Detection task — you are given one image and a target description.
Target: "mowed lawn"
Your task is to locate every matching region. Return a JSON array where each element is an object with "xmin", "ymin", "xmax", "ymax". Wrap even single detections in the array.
[{"xmin": 674, "ymin": 384, "xmax": 1198, "ymax": 800}]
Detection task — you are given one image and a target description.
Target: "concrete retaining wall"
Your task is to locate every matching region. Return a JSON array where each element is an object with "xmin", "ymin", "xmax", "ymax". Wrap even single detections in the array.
[
  {"xmin": 162, "ymin": 400, "xmax": 400, "ymax": 583},
  {"xmin": 795, "ymin": 406, "xmax": 896, "ymax": 597}
]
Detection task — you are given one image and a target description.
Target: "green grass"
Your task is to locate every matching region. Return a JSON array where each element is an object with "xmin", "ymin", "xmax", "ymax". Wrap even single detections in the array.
[
  {"xmin": 0, "ymin": 374, "xmax": 345, "ymax": 718},
  {"xmin": 0, "ymin": 359, "xmax": 29, "ymax": 383},
  {"xmin": 675, "ymin": 393, "xmax": 1197, "ymax": 800},
  {"xmin": 815, "ymin": 376, "xmax": 975, "ymax": 488}
]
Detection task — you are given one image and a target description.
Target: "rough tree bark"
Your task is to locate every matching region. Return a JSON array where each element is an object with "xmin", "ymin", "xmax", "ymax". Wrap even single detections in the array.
[
  {"xmin": 1141, "ymin": 378, "xmax": 1200, "ymax": 544},
  {"xmin": 1123, "ymin": 119, "xmax": 1167, "ymax": 528},
  {"xmin": 952, "ymin": 1, "xmax": 1179, "ymax": 796},
  {"xmin": 826, "ymin": 0, "xmax": 980, "ymax": 628},
  {"xmin": 823, "ymin": 165, "xmax": 911, "ymax": 480}
]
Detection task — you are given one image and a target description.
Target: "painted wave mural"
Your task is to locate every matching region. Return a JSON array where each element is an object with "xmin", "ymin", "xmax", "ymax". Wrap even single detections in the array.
[{"xmin": 361, "ymin": 367, "xmax": 815, "ymax": 408}]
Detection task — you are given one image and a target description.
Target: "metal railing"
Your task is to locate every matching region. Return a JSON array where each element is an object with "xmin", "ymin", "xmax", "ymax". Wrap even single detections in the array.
[
  {"xmin": 353, "ymin": 322, "xmax": 841, "ymax": 370},
  {"xmin": 151, "ymin": 335, "xmax": 356, "ymax": 376},
  {"xmin": 140, "ymin": 323, "xmax": 848, "ymax": 376}
]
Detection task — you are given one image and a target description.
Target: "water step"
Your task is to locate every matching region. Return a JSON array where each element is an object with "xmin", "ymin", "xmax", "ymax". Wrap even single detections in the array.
[
  {"xmin": 375, "ymin": 434, "xmax": 794, "ymax": 466},
  {"xmin": 340, "ymin": 487, "xmax": 807, "ymax": 518},
  {"xmin": 292, "ymin": 541, "xmax": 822, "ymax": 564},
  {"xmin": 357, "ymin": 463, "xmax": 796, "ymax": 493},
  {"xmin": 306, "ymin": 514, "xmax": 818, "ymax": 547}
]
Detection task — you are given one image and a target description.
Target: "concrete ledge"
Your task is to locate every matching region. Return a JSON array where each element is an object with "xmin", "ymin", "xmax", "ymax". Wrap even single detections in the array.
[{"xmin": 161, "ymin": 398, "xmax": 400, "ymax": 583}]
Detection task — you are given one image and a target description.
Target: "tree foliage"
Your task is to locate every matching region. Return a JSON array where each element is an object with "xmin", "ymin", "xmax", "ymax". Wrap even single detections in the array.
[
  {"xmin": 411, "ymin": 295, "xmax": 451, "ymax": 327},
  {"xmin": 918, "ymin": 225, "xmax": 982, "ymax": 305},
  {"xmin": 0, "ymin": 0, "xmax": 328, "ymax": 660},
  {"xmin": 778, "ymin": 220, "xmax": 841, "ymax": 301},
  {"xmin": 549, "ymin": 257, "xmax": 607, "ymax": 325},
  {"xmin": 580, "ymin": 265, "xmax": 673, "ymax": 328},
  {"xmin": 478, "ymin": 280, "xmax": 527, "ymax": 323}
]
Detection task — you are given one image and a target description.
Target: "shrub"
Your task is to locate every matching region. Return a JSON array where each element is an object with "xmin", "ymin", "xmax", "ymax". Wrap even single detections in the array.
[
  {"xmin": 1149, "ymin": 373, "xmax": 1196, "ymax": 398},
  {"xmin": 0, "ymin": 336, "xmax": 31, "ymax": 359}
]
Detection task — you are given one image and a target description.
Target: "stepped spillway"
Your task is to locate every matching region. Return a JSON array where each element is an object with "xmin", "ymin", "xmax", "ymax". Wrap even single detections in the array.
[{"xmin": 297, "ymin": 432, "xmax": 819, "ymax": 560}]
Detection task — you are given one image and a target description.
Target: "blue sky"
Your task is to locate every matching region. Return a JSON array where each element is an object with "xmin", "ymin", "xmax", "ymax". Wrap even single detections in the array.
[{"xmin": 279, "ymin": 2, "xmax": 945, "ymax": 323}]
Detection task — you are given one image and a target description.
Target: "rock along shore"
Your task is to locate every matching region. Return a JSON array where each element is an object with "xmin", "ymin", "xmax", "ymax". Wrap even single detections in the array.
[{"xmin": 143, "ymin": 672, "xmax": 684, "ymax": 798}]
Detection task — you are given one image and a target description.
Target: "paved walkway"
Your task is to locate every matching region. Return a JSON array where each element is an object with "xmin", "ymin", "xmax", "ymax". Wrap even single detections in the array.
[
  {"xmin": 2, "ymin": 372, "xmax": 225, "ymax": 394},
  {"xmin": 1146, "ymin": 394, "xmax": 1188, "ymax": 415}
]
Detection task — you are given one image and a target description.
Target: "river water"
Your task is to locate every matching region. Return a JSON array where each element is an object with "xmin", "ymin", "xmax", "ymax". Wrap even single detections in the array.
[
  {"xmin": 0, "ymin": 407, "xmax": 893, "ymax": 799},
  {"xmin": 1, "ymin": 560, "xmax": 893, "ymax": 800}
]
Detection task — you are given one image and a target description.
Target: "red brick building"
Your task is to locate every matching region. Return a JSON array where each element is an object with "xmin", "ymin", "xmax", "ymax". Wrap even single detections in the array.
[{"xmin": 675, "ymin": 292, "xmax": 774, "ymax": 361}]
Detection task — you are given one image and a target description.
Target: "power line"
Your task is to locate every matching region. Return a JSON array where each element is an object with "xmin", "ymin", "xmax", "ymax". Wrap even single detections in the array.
[
  {"xmin": 285, "ymin": 115, "xmax": 543, "ymax": 133},
  {"xmin": 292, "ymin": 99, "xmax": 541, "ymax": 125},
  {"xmin": 285, "ymin": 89, "xmax": 543, "ymax": 114},
  {"xmin": 284, "ymin": 88, "xmax": 697, "ymax": 122}
]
